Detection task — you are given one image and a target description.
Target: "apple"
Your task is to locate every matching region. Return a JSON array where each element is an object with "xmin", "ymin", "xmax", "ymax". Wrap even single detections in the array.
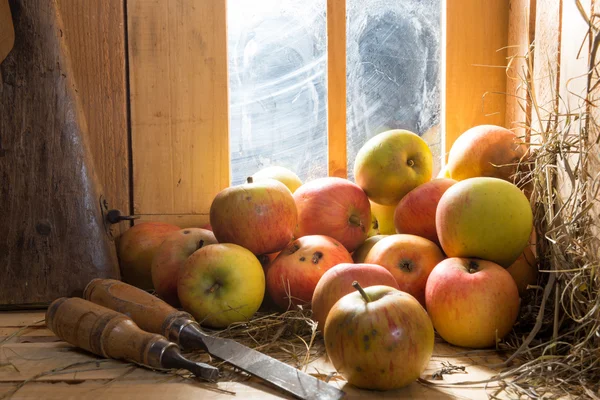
[
  {"xmin": 506, "ymin": 246, "xmax": 538, "ymax": 296},
  {"xmin": 437, "ymin": 164, "xmax": 451, "ymax": 179},
  {"xmin": 447, "ymin": 125, "xmax": 528, "ymax": 183},
  {"xmin": 311, "ymin": 263, "xmax": 399, "ymax": 331},
  {"xmin": 151, "ymin": 228, "xmax": 218, "ymax": 306},
  {"xmin": 370, "ymin": 201, "xmax": 397, "ymax": 235},
  {"xmin": 436, "ymin": 177, "xmax": 533, "ymax": 267},
  {"xmin": 352, "ymin": 235, "xmax": 387, "ymax": 263},
  {"xmin": 210, "ymin": 177, "xmax": 297, "ymax": 255},
  {"xmin": 293, "ymin": 177, "xmax": 371, "ymax": 252},
  {"xmin": 367, "ymin": 211, "xmax": 379, "ymax": 237},
  {"xmin": 177, "ymin": 243, "xmax": 265, "ymax": 328},
  {"xmin": 325, "ymin": 283, "xmax": 434, "ymax": 390},
  {"xmin": 425, "ymin": 257, "xmax": 520, "ymax": 348},
  {"xmin": 266, "ymin": 235, "xmax": 353, "ymax": 310},
  {"xmin": 394, "ymin": 178, "xmax": 457, "ymax": 246},
  {"xmin": 354, "ymin": 129, "xmax": 433, "ymax": 206},
  {"xmin": 252, "ymin": 165, "xmax": 303, "ymax": 193},
  {"xmin": 364, "ymin": 234, "xmax": 445, "ymax": 307},
  {"xmin": 117, "ymin": 222, "xmax": 180, "ymax": 290}
]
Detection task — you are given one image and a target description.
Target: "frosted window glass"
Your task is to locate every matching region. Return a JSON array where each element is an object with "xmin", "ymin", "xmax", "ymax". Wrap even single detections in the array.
[
  {"xmin": 227, "ymin": 0, "xmax": 328, "ymax": 185},
  {"xmin": 346, "ymin": 0, "xmax": 442, "ymax": 180}
]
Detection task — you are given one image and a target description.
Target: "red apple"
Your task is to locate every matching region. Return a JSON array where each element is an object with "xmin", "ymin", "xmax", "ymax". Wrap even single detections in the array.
[
  {"xmin": 506, "ymin": 246, "xmax": 538, "ymax": 296},
  {"xmin": 352, "ymin": 235, "xmax": 388, "ymax": 263},
  {"xmin": 117, "ymin": 222, "xmax": 180, "ymax": 290},
  {"xmin": 394, "ymin": 178, "xmax": 457, "ymax": 245},
  {"xmin": 151, "ymin": 228, "xmax": 218, "ymax": 306},
  {"xmin": 293, "ymin": 177, "xmax": 371, "ymax": 252},
  {"xmin": 266, "ymin": 235, "xmax": 353, "ymax": 310},
  {"xmin": 425, "ymin": 257, "xmax": 520, "ymax": 348},
  {"xmin": 311, "ymin": 263, "xmax": 399, "ymax": 331},
  {"xmin": 178, "ymin": 243, "xmax": 265, "ymax": 328},
  {"xmin": 210, "ymin": 177, "xmax": 297, "ymax": 255},
  {"xmin": 364, "ymin": 234, "xmax": 445, "ymax": 307},
  {"xmin": 325, "ymin": 283, "xmax": 434, "ymax": 390}
]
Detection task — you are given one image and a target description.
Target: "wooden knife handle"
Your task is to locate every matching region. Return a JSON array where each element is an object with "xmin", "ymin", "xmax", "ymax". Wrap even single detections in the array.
[
  {"xmin": 46, "ymin": 297, "xmax": 175, "ymax": 368},
  {"xmin": 83, "ymin": 278, "xmax": 198, "ymax": 342}
]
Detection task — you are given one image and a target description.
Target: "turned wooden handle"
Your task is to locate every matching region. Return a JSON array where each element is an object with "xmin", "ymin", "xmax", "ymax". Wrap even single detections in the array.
[
  {"xmin": 46, "ymin": 297, "xmax": 174, "ymax": 368},
  {"xmin": 84, "ymin": 279, "xmax": 194, "ymax": 337}
]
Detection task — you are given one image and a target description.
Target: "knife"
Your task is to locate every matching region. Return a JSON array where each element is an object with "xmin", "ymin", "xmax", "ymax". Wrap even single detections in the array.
[
  {"xmin": 46, "ymin": 297, "xmax": 219, "ymax": 381},
  {"xmin": 84, "ymin": 278, "xmax": 345, "ymax": 400}
]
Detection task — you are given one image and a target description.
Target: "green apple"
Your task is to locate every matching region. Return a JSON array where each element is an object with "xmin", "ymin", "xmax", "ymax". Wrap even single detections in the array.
[
  {"xmin": 354, "ymin": 129, "xmax": 433, "ymax": 206},
  {"xmin": 436, "ymin": 177, "xmax": 533, "ymax": 267},
  {"xmin": 325, "ymin": 283, "xmax": 434, "ymax": 390},
  {"xmin": 252, "ymin": 165, "xmax": 303, "ymax": 193},
  {"xmin": 177, "ymin": 243, "xmax": 265, "ymax": 328}
]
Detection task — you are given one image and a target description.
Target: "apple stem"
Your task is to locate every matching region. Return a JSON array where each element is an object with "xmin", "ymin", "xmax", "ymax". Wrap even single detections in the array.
[
  {"xmin": 352, "ymin": 281, "xmax": 371, "ymax": 303},
  {"xmin": 247, "ymin": 176, "xmax": 253, "ymax": 184},
  {"xmin": 208, "ymin": 282, "xmax": 221, "ymax": 294}
]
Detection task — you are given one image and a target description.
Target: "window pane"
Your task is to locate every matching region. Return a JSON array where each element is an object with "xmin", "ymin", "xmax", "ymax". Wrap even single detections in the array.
[
  {"xmin": 346, "ymin": 0, "xmax": 442, "ymax": 180},
  {"xmin": 227, "ymin": 0, "xmax": 327, "ymax": 185}
]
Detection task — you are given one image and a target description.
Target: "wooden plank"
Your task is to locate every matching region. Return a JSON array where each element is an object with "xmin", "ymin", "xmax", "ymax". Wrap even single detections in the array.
[
  {"xmin": 587, "ymin": 0, "xmax": 600, "ymax": 254},
  {"xmin": 505, "ymin": 0, "xmax": 536, "ymax": 139},
  {"xmin": 531, "ymin": 0, "xmax": 562, "ymax": 135},
  {"xmin": 128, "ymin": 0, "xmax": 229, "ymax": 225},
  {"xmin": 0, "ymin": 0, "xmax": 14, "ymax": 64},
  {"xmin": 58, "ymin": 0, "xmax": 130, "ymax": 237},
  {"xmin": 444, "ymin": 0, "xmax": 509, "ymax": 157},
  {"xmin": 327, "ymin": 0, "xmax": 347, "ymax": 178},
  {"xmin": 0, "ymin": 312, "xmax": 45, "ymax": 328}
]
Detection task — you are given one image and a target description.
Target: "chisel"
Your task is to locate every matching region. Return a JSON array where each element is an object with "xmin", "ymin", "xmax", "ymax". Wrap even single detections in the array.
[
  {"xmin": 84, "ymin": 278, "xmax": 345, "ymax": 400},
  {"xmin": 45, "ymin": 297, "xmax": 219, "ymax": 381}
]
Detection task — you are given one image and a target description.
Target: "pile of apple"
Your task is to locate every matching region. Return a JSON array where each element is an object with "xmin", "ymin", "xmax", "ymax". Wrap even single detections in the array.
[{"xmin": 115, "ymin": 124, "xmax": 538, "ymax": 391}]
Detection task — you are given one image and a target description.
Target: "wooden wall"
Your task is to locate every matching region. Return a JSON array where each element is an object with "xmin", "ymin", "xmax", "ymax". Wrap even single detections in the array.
[{"xmin": 53, "ymin": 0, "xmax": 598, "ymax": 233}]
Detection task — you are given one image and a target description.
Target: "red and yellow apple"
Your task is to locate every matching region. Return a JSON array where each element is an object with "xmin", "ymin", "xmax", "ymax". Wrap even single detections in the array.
[
  {"xmin": 506, "ymin": 246, "xmax": 538, "ymax": 296},
  {"xmin": 311, "ymin": 263, "xmax": 399, "ymax": 330},
  {"xmin": 117, "ymin": 222, "xmax": 180, "ymax": 290},
  {"xmin": 354, "ymin": 129, "xmax": 433, "ymax": 206},
  {"xmin": 364, "ymin": 234, "xmax": 445, "ymax": 306},
  {"xmin": 177, "ymin": 243, "xmax": 265, "ymax": 328},
  {"xmin": 210, "ymin": 177, "xmax": 297, "ymax": 255},
  {"xmin": 325, "ymin": 284, "xmax": 434, "ymax": 390},
  {"xmin": 266, "ymin": 235, "xmax": 353, "ymax": 310},
  {"xmin": 151, "ymin": 228, "xmax": 218, "ymax": 306},
  {"xmin": 394, "ymin": 178, "xmax": 457, "ymax": 246},
  {"xmin": 425, "ymin": 257, "xmax": 520, "ymax": 348},
  {"xmin": 252, "ymin": 165, "xmax": 303, "ymax": 193},
  {"xmin": 447, "ymin": 125, "xmax": 528, "ymax": 183},
  {"xmin": 352, "ymin": 235, "xmax": 388, "ymax": 263},
  {"xmin": 370, "ymin": 201, "xmax": 397, "ymax": 235},
  {"xmin": 293, "ymin": 177, "xmax": 371, "ymax": 252},
  {"xmin": 436, "ymin": 177, "xmax": 533, "ymax": 267}
]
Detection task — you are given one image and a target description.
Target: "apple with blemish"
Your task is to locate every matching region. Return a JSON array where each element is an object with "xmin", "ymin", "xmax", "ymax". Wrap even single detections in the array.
[
  {"xmin": 151, "ymin": 228, "xmax": 218, "ymax": 307},
  {"xmin": 311, "ymin": 263, "xmax": 399, "ymax": 331},
  {"xmin": 325, "ymin": 283, "xmax": 434, "ymax": 390},
  {"xmin": 352, "ymin": 235, "xmax": 388, "ymax": 263},
  {"xmin": 364, "ymin": 234, "xmax": 445, "ymax": 307},
  {"xmin": 394, "ymin": 178, "xmax": 457, "ymax": 246},
  {"xmin": 425, "ymin": 257, "xmax": 520, "ymax": 348},
  {"xmin": 210, "ymin": 177, "xmax": 297, "ymax": 255},
  {"xmin": 266, "ymin": 235, "xmax": 353, "ymax": 310},
  {"xmin": 293, "ymin": 177, "xmax": 371, "ymax": 252},
  {"xmin": 177, "ymin": 243, "xmax": 265, "ymax": 328}
]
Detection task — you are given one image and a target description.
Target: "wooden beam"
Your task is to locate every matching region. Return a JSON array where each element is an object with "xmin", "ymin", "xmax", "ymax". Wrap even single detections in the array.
[
  {"xmin": 128, "ymin": 0, "xmax": 229, "ymax": 225},
  {"xmin": 443, "ymin": 0, "xmax": 510, "ymax": 158},
  {"xmin": 327, "ymin": 0, "xmax": 347, "ymax": 178}
]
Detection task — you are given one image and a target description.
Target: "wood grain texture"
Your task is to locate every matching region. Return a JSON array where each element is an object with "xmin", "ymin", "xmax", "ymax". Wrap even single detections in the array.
[
  {"xmin": 57, "ymin": 0, "xmax": 130, "ymax": 237},
  {"xmin": 0, "ymin": 0, "xmax": 14, "ymax": 63},
  {"xmin": 327, "ymin": 0, "xmax": 347, "ymax": 178},
  {"xmin": 531, "ymin": 0, "xmax": 562, "ymax": 135},
  {"xmin": 0, "ymin": 0, "xmax": 120, "ymax": 307},
  {"xmin": 128, "ymin": 0, "xmax": 229, "ymax": 226},
  {"xmin": 505, "ymin": 0, "xmax": 536, "ymax": 139},
  {"xmin": 587, "ymin": 0, "xmax": 600, "ymax": 254},
  {"xmin": 444, "ymin": 0, "xmax": 509, "ymax": 157}
]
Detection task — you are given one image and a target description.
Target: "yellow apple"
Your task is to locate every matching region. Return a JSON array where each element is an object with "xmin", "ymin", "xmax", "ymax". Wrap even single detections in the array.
[
  {"xmin": 506, "ymin": 246, "xmax": 538, "ymax": 295},
  {"xmin": 352, "ymin": 235, "xmax": 388, "ymax": 263},
  {"xmin": 354, "ymin": 129, "xmax": 433, "ymax": 206},
  {"xmin": 370, "ymin": 200, "xmax": 397, "ymax": 235},
  {"xmin": 252, "ymin": 165, "xmax": 303, "ymax": 193}
]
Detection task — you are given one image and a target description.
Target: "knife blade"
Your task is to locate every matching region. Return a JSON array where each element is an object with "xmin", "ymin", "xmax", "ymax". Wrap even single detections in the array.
[{"xmin": 84, "ymin": 278, "xmax": 345, "ymax": 400}]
